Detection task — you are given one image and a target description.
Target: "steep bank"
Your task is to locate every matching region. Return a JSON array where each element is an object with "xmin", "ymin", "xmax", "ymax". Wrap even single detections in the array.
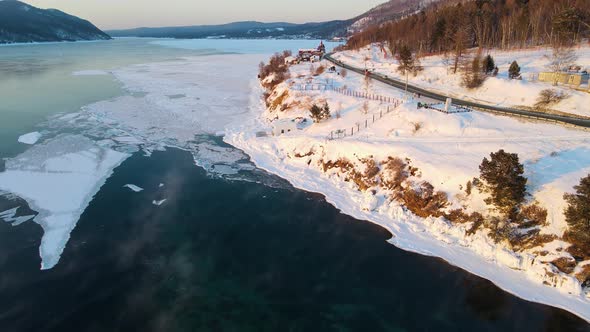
[{"xmin": 224, "ymin": 54, "xmax": 590, "ymax": 322}]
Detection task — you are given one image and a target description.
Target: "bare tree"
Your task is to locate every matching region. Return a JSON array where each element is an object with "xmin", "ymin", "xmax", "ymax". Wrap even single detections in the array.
[
  {"xmin": 361, "ymin": 101, "xmax": 369, "ymax": 115},
  {"xmin": 547, "ymin": 45, "xmax": 578, "ymax": 85}
]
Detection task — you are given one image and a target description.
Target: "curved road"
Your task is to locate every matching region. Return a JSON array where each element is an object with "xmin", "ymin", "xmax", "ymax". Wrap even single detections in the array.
[{"xmin": 324, "ymin": 53, "xmax": 590, "ymax": 129}]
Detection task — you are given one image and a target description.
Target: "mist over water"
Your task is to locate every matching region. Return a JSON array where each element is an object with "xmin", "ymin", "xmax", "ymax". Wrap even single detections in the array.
[{"xmin": 0, "ymin": 38, "xmax": 588, "ymax": 331}]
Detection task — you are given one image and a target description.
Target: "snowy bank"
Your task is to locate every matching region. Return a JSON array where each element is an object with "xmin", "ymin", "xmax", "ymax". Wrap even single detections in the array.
[{"xmin": 225, "ymin": 55, "xmax": 590, "ymax": 322}]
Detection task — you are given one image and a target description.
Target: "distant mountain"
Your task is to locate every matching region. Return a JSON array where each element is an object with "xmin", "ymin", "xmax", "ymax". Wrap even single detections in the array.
[
  {"xmin": 108, "ymin": 20, "xmax": 353, "ymax": 40},
  {"xmin": 0, "ymin": 0, "xmax": 110, "ymax": 44},
  {"xmin": 108, "ymin": 1, "xmax": 441, "ymax": 40}
]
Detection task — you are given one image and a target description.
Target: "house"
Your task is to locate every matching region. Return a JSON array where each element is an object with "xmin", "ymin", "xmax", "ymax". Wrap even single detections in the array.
[
  {"xmin": 284, "ymin": 56, "xmax": 298, "ymax": 65},
  {"xmin": 272, "ymin": 119, "xmax": 298, "ymax": 136},
  {"xmin": 297, "ymin": 41, "xmax": 327, "ymax": 62},
  {"xmin": 538, "ymin": 71, "xmax": 589, "ymax": 87}
]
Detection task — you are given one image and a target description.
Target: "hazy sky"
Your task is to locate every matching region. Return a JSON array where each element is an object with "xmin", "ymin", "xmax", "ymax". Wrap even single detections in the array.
[{"xmin": 21, "ymin": 0, "xmax": 385, "ymax": 30}]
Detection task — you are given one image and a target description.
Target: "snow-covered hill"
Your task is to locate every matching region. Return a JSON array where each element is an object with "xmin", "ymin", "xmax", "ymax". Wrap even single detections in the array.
[{"xmin": 0, "ymin": 0, "xmax": 110, "ymax": 44}]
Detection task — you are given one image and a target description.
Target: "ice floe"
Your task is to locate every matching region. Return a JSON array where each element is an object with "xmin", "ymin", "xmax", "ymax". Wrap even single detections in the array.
[
  {"xmin": 152, "ymin": 199, "xmax": 167, "ymax": 206},
  {"xmin": 18, "ymin": 132, "xmax": 42, "ymax": 145},
  {"xmin": 0, "ymin": 134, "xmax": 129, "ymax": 270},
  {"xmin": 0, "ymin": 207, "xmax": 35, "ymax": 226},
  {"xmin": 123, "ymin": 184, "xmax": 143, "ymax": 192}
]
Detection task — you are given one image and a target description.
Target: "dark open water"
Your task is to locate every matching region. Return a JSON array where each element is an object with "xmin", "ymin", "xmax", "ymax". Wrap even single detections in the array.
[{"xmin": 0, "ymin": 148, "xmax": 588, "ymax": 332}]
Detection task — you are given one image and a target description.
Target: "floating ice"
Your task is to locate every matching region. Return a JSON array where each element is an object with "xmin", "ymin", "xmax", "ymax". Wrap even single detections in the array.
[
  {"xmin": 123, "ymin": 184, "xmax": 143, "ymax": 192},
  {"xmin": 18, "ymin": 132, "xmax": 42, "ymax": 145},
  {"xmin": 0, "ymin": 207, "xmax": 35, "ymax": 226},
  {"xmin": 72, "ymin": 70, "xmax": 109, "ymax": 76},
  {"xmin": 152, "ymin": 199, "xmax": 167, "ymax": 206},
  {"xmin": 0, "ymin": 135, "xmax": 129, "ymax": 270}
]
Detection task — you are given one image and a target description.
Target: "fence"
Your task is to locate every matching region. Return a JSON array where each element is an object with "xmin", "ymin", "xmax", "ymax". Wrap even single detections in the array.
[
  {"xmin": 291, "ymin": 84, "xmax": 400, "ymax": 104},
  {"xmin": 328, "ymin": 103, "xmax": 403, "ymax": 140},
  {"xmin": 418, "ymin": 102, "xmax": 473, "ymax": 114}
]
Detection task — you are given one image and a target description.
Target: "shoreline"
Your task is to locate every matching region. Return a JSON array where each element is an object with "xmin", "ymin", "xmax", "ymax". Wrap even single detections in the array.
[{"xmin": 224, "ymin": 79, "xmax": 590, "ymax": 323}]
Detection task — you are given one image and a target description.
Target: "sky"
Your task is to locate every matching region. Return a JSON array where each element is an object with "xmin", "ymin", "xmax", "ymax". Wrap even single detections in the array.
[{"xmin": 20, "ymin": 0, "xmax": 386, "ymax": 30}]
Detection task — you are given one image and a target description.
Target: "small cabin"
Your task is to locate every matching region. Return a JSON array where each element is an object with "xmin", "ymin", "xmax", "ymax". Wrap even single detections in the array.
[
  {"xmin": 272, "ymin": 119, "xmax": 298, "ymax": 136},
  {"xmin": 284, "ymin": 56, "xmax": 298, "ymax": 65},
  {"xmin": 538, "ymin": 71, "xmax": 589, "ymax": 87}
]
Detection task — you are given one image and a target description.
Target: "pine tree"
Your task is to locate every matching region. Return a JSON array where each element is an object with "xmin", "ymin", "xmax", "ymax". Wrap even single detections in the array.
[
  {"xmin": 397, "ymin": 45, "xmax": 415, "ymax": 75},
  {"xmin": 482, "ymin": 55, "xmax": 496, "ymax": 75},
  {"xmin": 479, "ymin": 150, "xmax": 527, "ymax": 217},
  {"xmin": 508, "ymin": 61, "xmax": 521, "ymax": 79},
  {"xmin": 564, "ymin": 174, "xmax": 590, "ymax": 257}
]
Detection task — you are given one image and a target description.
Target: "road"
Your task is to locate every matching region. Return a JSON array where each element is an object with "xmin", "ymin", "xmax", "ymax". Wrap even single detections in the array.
[{"xmin": 324, "ymin": 53, "xmax": 590, "ymax": 129}]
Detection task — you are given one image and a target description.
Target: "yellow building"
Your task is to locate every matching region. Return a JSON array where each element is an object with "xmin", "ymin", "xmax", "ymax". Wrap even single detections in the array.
[{"xmin": 538, "ymin": 72, "xmax": 589, "ymax": 86}]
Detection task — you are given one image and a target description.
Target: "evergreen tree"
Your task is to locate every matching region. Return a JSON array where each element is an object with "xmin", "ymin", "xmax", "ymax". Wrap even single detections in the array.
[
  {"xmin": 564, "ymin": 174, "xmax": 590, "ymax": 256},
  {"xmin": 397, "ymin": 45, "xmax": 415, "ymax": 75},
  {"xmin": 309, "ymin": 103, "xmax": 331, "ymax": 123},
  {"xmin": 508, "ymin": 61, "xmax": 521, "ymax": 79},
  {"xmin": 482, "ymin": 55, "xmax": 496, "ymax": 75},
  {"xmin": 479, "ymin": 150, "xmax": 527, "ymax": 217}
]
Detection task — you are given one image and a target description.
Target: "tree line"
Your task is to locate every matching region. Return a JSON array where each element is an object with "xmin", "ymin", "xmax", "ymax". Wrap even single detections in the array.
[{"xmin": 346, "ymin": 0, "xmax": 590, "ymax": 53}]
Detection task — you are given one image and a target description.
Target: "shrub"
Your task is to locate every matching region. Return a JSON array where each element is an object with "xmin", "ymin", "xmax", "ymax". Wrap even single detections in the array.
[
  {"xmin": 508, "ymin": 61, "xmax": 521, "ymax": 79},
  {"xmin": 564, "ymin": 174, "xmax": 590, "ymax": 259},
  {"xmin": 534, "ymin": 89, "xmax": 570, "ymax": 108},
  {"xmin": 361, "ymin": 101, "xmax": 369, "ymax": 114},
  {"xmin": 519, "ymin": 203, "xmax": 548, "ymax": 227},
  {"xmin": 259, "ymin": 51, "xmax": 291, "ymax": 90},
  {"xmin": 575, "ymin": 265, "xmax": 590, "ymax": 288},
  {"xmin": 309, "ymin": 102, "xmax": 331, "ymax": 123},
  {"xmin": 340, "ymin": 68, "xmax": 348, "ymax": 78},
  {"xmin": 314, "ymin": 65, "xmax": 326, "ymax": 76},
  {"xmin": 362, "ymin": 158, "xmax": 380, "ymax": 180},
  {"xmin": 381, "ymin": 157, "xmax": 409, "ymax": 191},
  {"xmin": 487, "ymin": 217, "xmax": 514, "ymax": 244},
  {"xmin": 479, "ymin": 150, "xmax": 527, "ymax": 218},
  {"xmin": 551, "ymin": 257, "xmax": 576, "ymax": 274},
  {"xmin": 462, "ymin": 53, "xmax": 486, "ymax": 89},
  {"xmin": 446, "ymin": 210, "xmax": 485, "ymax": 235},
  {"xmin": 402, "ymin": 181, "xmax": 448, "ymax": 218},
  {"xmin": 412, "ymin": 122, "xmax": 423, "ymax": 134}
]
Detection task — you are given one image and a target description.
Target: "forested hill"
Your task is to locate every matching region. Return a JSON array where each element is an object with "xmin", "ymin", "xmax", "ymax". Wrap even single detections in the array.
[
  {"xmin": 346, "ymin": 0, "xmax": 590, "ymax": 52},
  {"xmin": 0, "ymin": 0, "xmax": 111, "ymax": 44},
  {"xmin": 108, "ymin": 1, "xmax": 441, "ymax": 40}
]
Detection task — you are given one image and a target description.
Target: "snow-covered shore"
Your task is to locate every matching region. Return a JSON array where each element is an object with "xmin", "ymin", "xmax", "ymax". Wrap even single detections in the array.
[{"xmin": 224, "ymin": 55, "xmax": 590, "ymax": 321}]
